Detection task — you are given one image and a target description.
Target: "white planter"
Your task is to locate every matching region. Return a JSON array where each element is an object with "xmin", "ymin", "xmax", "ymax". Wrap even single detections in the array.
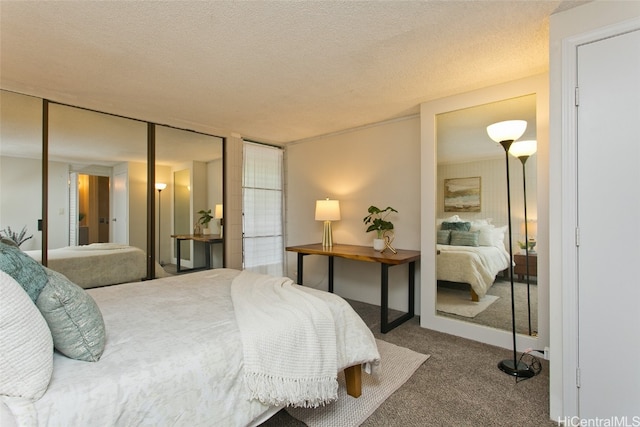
[
  {"xmin": 202, "ymin": 228, "xmax": 211, "ymax": 235},
  {"xmin": 373, "ymin": 238, "xmax": 385, "ymax": 251}
]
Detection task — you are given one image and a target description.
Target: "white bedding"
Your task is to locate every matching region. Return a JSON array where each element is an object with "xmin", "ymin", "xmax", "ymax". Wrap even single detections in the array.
[
  {"xmin": 25, "ymin": 243, "xmax": 169, "ymax": 288},
  {"xmin": 437, "ymin": 244, "xmax": 510, "ymax": 298},
  {"xmin": 3, "ymin": 268, "xmax": 379, "ymax": 427}
]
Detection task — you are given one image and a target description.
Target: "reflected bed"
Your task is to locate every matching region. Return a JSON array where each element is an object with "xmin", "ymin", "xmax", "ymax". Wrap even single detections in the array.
[{"xmin": 25, "ymin": 243, "xmax": 169, "ymax": 289}]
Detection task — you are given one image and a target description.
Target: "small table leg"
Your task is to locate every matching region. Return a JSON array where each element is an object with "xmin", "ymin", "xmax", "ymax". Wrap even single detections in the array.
[
  {"xmin": 380, "ymin": 261, "xmax": 415, "ymax": 334},
  {"xmin": 297, "ymin": 253, "xmax": 304, "ymax": 285},
  {"xmin": 205, "ymin": 242, "xmax": 211, "ymax": 269},
  {"xmin": 328, "ymin": 256, "xmax": 334, "ymax": 293},
  {"xmin": 176, "ymin": 239, "xmax": 182, "ymax": 273}
]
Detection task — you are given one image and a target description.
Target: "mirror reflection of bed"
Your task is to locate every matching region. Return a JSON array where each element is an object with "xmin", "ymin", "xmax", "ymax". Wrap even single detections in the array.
[
  {"xmin": 435, "ymin": 94, "xmax": 538, "ymax": 336},
  {"xmin": 0, "ymin": 89, "xmax": 224, "ymax": 286}
]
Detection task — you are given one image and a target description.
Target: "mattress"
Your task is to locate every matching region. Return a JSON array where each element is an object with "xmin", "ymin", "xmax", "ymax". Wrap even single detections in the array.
[
  {"xmin": 3, "ymin": 268, "xmax": 379, "ymax": 426},
  {"xmin": 437, "ymin": 244, "xmax": 510, "ymax": 298}
]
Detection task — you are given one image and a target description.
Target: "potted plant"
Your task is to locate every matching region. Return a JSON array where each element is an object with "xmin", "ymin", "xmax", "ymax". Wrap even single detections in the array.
[
  {"xmin": 0, "ymin": 225, "xmax": 33, "ymax": 247},
  {"xmin": 197, "ymin": 209, "xmax": 213, "ymax": 235},
  {"xmin": 363, "ymin": 205, "xmax": 397, "ymax": 251},
  {"xmin": 518, "ymin": 238, "xmax": 536, "ymax": 254}
]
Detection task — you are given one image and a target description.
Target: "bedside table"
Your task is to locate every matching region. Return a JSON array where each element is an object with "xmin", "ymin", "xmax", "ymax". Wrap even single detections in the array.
[{"xmin": 514, "ymin": 253, "xmax": 537, "ymax": 281}]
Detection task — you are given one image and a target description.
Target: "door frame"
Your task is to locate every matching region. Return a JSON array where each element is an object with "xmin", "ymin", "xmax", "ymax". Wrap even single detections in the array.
[{"xmin": 556, "ymin": 16, "xmax": 640, "ymax": 419}]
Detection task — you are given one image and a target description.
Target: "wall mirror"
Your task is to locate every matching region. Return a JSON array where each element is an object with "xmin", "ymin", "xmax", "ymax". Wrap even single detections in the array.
[
  {"xmin": 436, "ymin": 94, "xmax": 537, "ymax": 335},
  {"xmin": 156, "ymin": 125, "xmax": 224, "ymax": 271},
  {"xmin": 0, "ymin": 89, "xmax": 225, "ymax": 276},
  {"xmin": 420, "ymin": 75, "xmax": 549, "ymax": 352},
  {"xmin": 0, "ymin": 90, "xmax": 43, "ymax": 250}
]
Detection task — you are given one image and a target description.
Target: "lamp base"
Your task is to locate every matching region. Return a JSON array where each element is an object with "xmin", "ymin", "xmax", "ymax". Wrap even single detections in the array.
[
  {"xmin": 322, "ymin": 220, "xmax": 333, "ymax": 247},
  {"xmin": 498, "ymin": 359, "xmax": 536, "ymax": 378}
]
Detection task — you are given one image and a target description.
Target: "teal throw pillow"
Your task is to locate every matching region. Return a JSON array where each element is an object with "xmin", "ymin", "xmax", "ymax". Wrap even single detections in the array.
[
  {"xmin": 437, "ymin": 230, "xmax": 451, "ymax": 245},
  {"xmin": 450, "ymin": 230, "xmax": 480, "ymax": 247},
  {"xmin": 36, "ymin": 268, "xmax": 106, "ymax": 362},
  {"xmin": 0, "ymin": 241, "xmax": 48, "ymax": 302},
  {"xmin": 441, "ymin": 221, "xmax": 471, "ymax": 231}
]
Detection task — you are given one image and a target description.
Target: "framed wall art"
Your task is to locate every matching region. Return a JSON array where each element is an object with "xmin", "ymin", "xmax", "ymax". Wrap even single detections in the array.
[{"xmin": 444, "ymin": 176, "xmax": 481, "ymax": 212}]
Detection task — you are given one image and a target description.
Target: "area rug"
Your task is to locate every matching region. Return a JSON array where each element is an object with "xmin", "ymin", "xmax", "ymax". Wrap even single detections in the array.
[
  {"xmin": 436, "ymin": 287, "xmax": 499, "ymax": 318},
  {"xmin": 286, "ymin": 339, "xmax": 429, "ymax": 427}
]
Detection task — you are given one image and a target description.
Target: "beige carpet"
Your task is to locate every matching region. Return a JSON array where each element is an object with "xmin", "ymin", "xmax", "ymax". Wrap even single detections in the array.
[
  {"xmin": 436, "ymin": 287, "xmax": 499, "ymax": 318},
  {"xmin": 286, "ymin": 339, "xmax": 429, "ymax": 427}
]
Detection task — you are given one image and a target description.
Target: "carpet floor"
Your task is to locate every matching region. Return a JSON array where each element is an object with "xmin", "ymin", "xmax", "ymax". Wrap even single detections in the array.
[
  {"xmin": 261, "ymin": 298, "xmax": 553, "ymax": 427},
  {"xmin": 286, "ymin": 340, "xmax": 429, "ymax": 427},
  {"xmin": 436, "ymin": 287, "xmax": 499, "ymax": 318},
  {"xmin": 438, "ymin": 279, "xmax": 539, "ymax": 336}
]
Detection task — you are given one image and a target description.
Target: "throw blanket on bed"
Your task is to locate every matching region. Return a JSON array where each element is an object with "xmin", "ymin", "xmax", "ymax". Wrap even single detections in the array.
[{"xmin": 231, "ymin": 271, "xmax": 338, "ymax": 408}]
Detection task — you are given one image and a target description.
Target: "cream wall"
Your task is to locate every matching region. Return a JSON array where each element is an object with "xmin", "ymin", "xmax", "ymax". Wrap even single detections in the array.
[{"xmin": 285, "ymin": 116, "xmax": 420, "ymax": 311}]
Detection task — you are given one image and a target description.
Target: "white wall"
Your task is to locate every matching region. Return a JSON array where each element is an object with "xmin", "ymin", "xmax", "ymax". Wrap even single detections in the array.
[
  {"xmin": 285, "ymin": 116, "xmax": 420, "ymax": 311},
  {"xmin": 0, "ymin": 156, "xmax": 42, "ymax": 250},
  {"xmin": 549, "ymin": 1, "xmax": 640, "ymax": 420},
  {"xmin": 0, "ymin": 156, "xmax": 71, "ymax": 250}
]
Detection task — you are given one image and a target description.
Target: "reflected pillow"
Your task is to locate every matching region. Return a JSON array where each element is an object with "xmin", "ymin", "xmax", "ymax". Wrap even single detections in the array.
[
  {"xmin": 441, "ymin": 221, "xmax": 471, "ymax": 231},
  {"xmin": 0, "ymin": 241, "xmax": 48, "ymax": 302},
  {"xmin": 492, "ymin": 225, "xmax": 508, "ymax": 248},
  {"xmin": 36, "ymin": 268, "xmax": 106, "ymax": 362},
  {"xmin": 437, "ymin": 230, "xmax": 451, "ymax": 245},
  {"xmin": 472, "ymin": 224, "xmax": 496, "ymax": 246},
  {"xmin": 450, "ymin": 230, "xmax": 480, "ymax": 247},
  {"xmin": 436, "ymin": 215, "xmax": 461, "ymax": 226}
]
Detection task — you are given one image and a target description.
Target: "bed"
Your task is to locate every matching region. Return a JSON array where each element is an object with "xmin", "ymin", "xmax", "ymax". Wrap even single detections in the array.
[
  {"xmin": 24, "ymin": 243, "xmax": 170, "ymax": 288},
  {"xmin": 436, "ymin": 216, "xmax": 511, "ymax": 301},
  {"xmin": 0, "ymin": 253, "xmax": 380, "ymax": 427}
]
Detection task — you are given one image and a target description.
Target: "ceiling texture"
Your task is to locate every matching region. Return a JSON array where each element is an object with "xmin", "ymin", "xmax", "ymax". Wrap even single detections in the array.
[{"xmin": 0, "ymin": 1, "xmax": 586, "ymax": 145}]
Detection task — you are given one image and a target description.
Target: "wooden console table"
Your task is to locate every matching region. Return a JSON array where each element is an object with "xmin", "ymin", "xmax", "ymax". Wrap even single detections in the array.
[
  {"xmin": 285, "ymin": 243, "xmax": 421, "ymax": 333},
  {"xmin": 171, "ymin": 234, "xmax": 223, "ymax": 272}
]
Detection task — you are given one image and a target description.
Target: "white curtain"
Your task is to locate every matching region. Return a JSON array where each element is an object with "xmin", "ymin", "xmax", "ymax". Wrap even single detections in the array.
[{"xmin": 242, "ymin": 141, "xmax": 284, "ymax": 276}]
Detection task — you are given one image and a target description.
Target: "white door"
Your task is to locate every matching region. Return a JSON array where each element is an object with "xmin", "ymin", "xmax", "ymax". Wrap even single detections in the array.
[
  {"xmin": 68, "ymin": 172, "xmax": 79, "ymax": 246},
  {"xmin": 577, "ymin": 29, "xmax": 640, "ymax": 418},
  {"xmin": 113, "ymin": 171, "xmax": 128, "ymax": 244}
]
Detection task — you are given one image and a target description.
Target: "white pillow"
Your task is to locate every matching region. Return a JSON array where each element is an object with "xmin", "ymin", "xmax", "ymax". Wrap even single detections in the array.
[
  {"xmin": 492, "ymin": 225, "xmax": 508, "ymax": 248},
  {"xmin": 0, "ymin": 271, "xmax": 53, "ymax": 400},
  {"xmin": 473, "ymin": 225, "xmax": 496, "ymax": 246},
  {"xmin": 436, "ymin": 215, "xmax": 461, "ymax": 226}
]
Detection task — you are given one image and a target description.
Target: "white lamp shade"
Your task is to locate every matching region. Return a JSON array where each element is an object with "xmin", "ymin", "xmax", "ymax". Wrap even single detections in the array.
[
  {"xmin": 214, "ymin": 204, "xmax": 223, "ymax": 219},
  {"xmin": 520, "ymin": 219, "xmax": 538, "ymax": 237},
  {"xmin": 509, "ymin": 140, "xmax": 537, "ymax": 158},
  {"xmin": 155, "ymin": 182, "xmax": 167, "ymax": 191},
  {"xmin": 486, "ymin": 120, "xmax": 527, "ymax": 143},
  {"xmin": 315, "ymin": 199, "xmax": 341, "ymax": 221}
]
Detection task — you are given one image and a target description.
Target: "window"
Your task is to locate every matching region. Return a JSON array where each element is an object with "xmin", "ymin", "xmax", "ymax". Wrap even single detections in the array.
[{"xmin": 242, "ymin": 142, "xmax": 284, "ymax": 276}]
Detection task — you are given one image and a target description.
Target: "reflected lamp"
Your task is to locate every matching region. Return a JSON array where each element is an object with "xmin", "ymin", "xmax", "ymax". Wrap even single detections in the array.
[{"xmin": 214, "ymin": 204, "xmax": 223, "ymax": 237}]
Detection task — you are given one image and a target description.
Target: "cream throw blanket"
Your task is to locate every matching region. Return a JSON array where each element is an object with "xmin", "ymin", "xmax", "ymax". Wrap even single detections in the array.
[{"xmin": 231, "ymin": 271, "xmax": 338, "ymax": 408}]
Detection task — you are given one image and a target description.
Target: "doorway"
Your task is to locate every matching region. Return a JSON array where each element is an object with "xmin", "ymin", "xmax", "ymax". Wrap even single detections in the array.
[{"xmin": 75, "ymin": 174, "xmax": 110, "ymax": 245}]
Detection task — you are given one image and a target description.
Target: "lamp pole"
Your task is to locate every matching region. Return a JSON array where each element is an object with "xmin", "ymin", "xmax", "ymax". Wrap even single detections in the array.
[
  {"xmin": 155, "ymin": 183, "xmax": 167, "ymax": 267},
  {"xmin": 487, "ymin": 121, "xmax": 534, "ymax": 379}
]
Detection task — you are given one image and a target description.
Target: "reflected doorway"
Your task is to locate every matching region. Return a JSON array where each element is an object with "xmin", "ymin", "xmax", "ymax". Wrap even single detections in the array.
[{"xmin": 72, "ymin": 173, "xmax": 110, "ymax": 245}]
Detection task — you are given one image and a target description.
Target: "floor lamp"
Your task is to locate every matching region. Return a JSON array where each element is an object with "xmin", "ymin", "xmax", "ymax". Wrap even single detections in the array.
[
  {"xmin": 155, "ymin": 183, "xmax": 167, "ymax": 266},
  {"xmin": 510, "ymin": 140, "xmax": 537, "ymax": 336},
  {"xmin": 486, "ymin": 120, "xmax": 535, "ymax": 379}
]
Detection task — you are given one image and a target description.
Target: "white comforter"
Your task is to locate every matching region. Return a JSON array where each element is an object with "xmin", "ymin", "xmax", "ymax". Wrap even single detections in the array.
[
  {"xmin": 437, "ymin": 244, "xmax": 510, "ymax": 298},
  {"xmin": 4, "ymin": 268, "xmax": 379, "ymax": 427}
]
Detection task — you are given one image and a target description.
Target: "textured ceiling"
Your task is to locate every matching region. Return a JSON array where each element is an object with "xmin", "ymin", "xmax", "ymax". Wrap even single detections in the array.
[{"xmin": 0, "ymin": 1, "xmax": 586, "ymax": 145}]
